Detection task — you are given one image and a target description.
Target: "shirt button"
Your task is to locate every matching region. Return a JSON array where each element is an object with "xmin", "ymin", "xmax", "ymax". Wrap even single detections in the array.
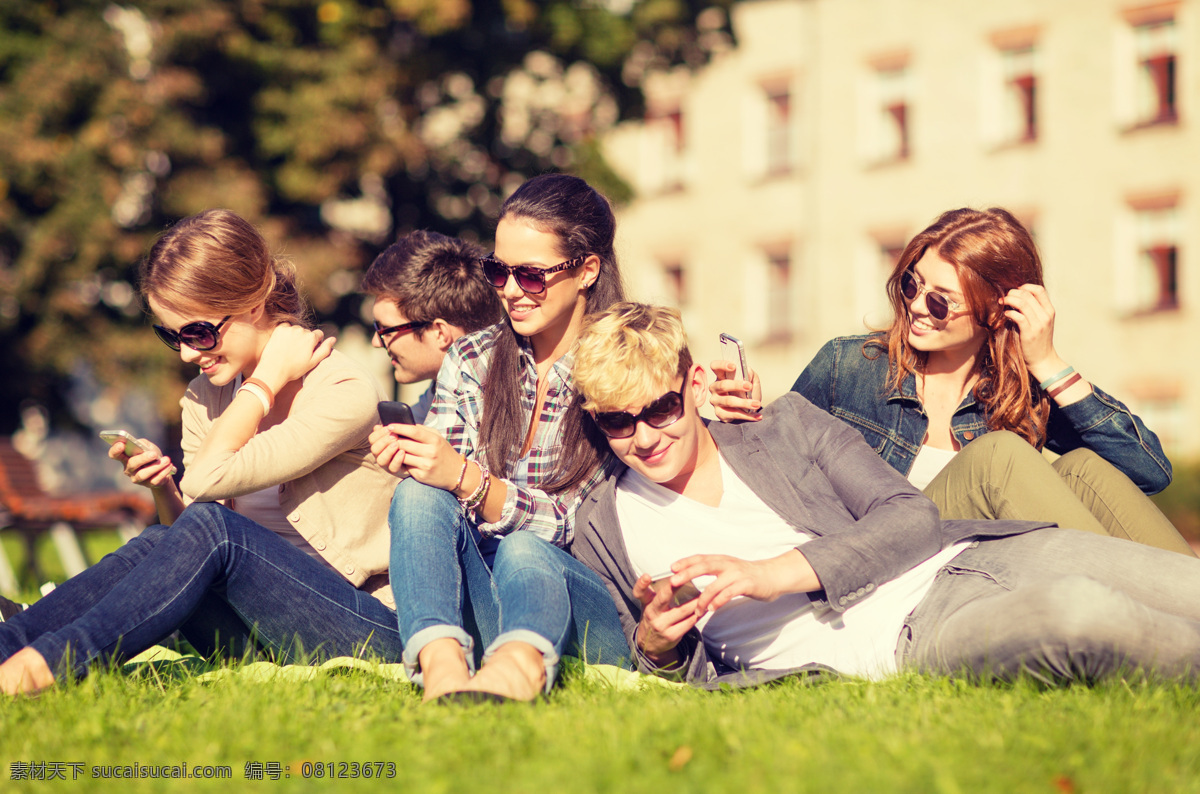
[
  {"xmin": 963, "ymin": 431, "xmax": 975, "ymax": 440},
  {"xmin": 343, "ymin": 565, "xmax": 355, "ymax": 575},
  {"xmin": 289, "ymin": 511, "xmax": 300, "ymax": 522},
  {"xmin": 315, "ymin": 541, "xmax": 327, "ymax": 551}
]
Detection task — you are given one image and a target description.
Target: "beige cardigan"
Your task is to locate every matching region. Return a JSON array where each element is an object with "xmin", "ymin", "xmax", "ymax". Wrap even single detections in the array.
[{"xmin": 178, "ymin": 350, "xmax": 397, "ymax": 609}]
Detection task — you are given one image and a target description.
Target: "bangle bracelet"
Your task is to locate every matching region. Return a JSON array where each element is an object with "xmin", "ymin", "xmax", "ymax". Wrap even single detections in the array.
[
  {"xmin": 1038, "ymin": 366, "xmax": 1075, "ymax": 391},
  {"xmin": 243, "ymin": 377, "xmax": 276, "ymax": 411},
  {"xmin": 1047, "ymin": 372, "xmax": 1082, "ymax": 399},
  {"xmin": 452, "ymin": 455, "xmax": 469, "ymax": 494},
  {"xmin": 238, "ymin": 382, "xmax": 271, "ymax": 414}
]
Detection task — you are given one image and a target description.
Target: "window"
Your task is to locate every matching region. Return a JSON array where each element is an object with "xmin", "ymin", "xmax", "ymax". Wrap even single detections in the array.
[
  {"xmin": 646, "ymin": 106, "xmax": 686, "ymax": 192},
  {"xmin": 765, "ymin": 251, "xmax": 792, "ymax": 340},
  {"xmin": 765, "ymin": 88, "xmax": 793, "ymax": 175},
  {"xmin": 1117, "ymin": 5, "xmax": 1179, "ymax": 129},
  {"xmin": 1134, "ymin": 19, "xmax": 1177, "ymax": 125},
  {"xmin": 1119, "ymin": 198, "xmax": 1180, "ymax": 314},
  {"xmin": 663, "ymin": 262, "xmax": 687, "ymax": 307},
  {"xmin": 1001, "ymin": 46, "xmax": 1038, "ymax": 142},
  {"xmin": 863, "ymin": 58, "xmax": 911, "ymax": 164}
]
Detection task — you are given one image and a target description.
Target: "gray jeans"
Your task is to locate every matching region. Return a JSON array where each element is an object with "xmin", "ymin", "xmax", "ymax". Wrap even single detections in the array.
[{"xmin": 898, "ymin": 528, "xmax": 1200, "ymax": 683}]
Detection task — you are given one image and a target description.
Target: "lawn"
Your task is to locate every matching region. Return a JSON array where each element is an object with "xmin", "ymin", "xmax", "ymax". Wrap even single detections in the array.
[
  {"xmin": 2, "ymin": 654, "xmax": 1199, "ymax": 793},
  {"xmin": 3, "ymin": 530, "xmax": 1200, "ymax": 792}
]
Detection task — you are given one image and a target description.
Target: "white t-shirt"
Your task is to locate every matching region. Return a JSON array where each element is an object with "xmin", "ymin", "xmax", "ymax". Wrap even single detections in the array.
[
  {"xmin": 908, "ymin": 444, "xmax": 958, "ymax": 490},
  {"xmin": 614, "ymin": 454, "xmax": 966, "ymax": 679},
  {"xmin": 234, "ymin": 487, "xmax": 338, "ymax": 574}
]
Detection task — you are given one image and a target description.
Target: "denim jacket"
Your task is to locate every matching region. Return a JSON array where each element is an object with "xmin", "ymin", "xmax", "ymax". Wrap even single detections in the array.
[{"xmin": 791, "ymin": 335, "xmax": 1172, "ymax": 495}]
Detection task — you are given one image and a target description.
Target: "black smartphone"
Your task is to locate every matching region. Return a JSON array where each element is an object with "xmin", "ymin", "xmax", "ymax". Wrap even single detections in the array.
[{"xmin": 378, "ymin": 401, "xmax": 415, "ymax": 426}]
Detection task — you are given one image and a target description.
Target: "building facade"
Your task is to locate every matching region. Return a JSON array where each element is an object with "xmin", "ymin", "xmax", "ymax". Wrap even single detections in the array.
[{"xmin": 604, "ymin": 0, "xmax": 1200, "ymax": 455}]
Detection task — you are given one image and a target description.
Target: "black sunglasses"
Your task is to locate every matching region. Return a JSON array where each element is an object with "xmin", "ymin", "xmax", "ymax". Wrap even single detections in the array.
[
  {"xmin": 480, "ymin": 254, "xmax": 586, "ymax": 295},
  {"xmin": 900, "ymin": 269, "xmax": 965, "ymax": 321},
  {"xmin": 153, "ymin": 315, "xmax": 232, "ymax": 352},
  {"xmin": 592, "ymin": 383, "xmax": 687, "ymax": 439},
  {"xmin": 373, "ymin": 319, "xmax": 429, "ymax": 341}
]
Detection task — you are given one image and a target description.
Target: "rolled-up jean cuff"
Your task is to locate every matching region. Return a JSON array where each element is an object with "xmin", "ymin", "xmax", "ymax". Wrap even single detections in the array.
[
  {"xmin": 402, "ymin": 625, "xmax": 475, "ymax": 688},
  {"xmin": 485, "ymin": 629, "xmax": 560, "ymax": 694}
]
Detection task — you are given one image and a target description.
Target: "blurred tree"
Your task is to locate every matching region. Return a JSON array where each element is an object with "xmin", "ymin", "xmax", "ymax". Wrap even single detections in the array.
[{"xmin": 0, "ymin": 0, "xmax": 735, "ymax": 434}]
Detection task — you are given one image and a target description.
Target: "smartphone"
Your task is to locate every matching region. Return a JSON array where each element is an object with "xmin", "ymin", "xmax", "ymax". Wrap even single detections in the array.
[
  {"xmin": 650, "ymin": 575, "xmax": 701, "ymax": 608},
  {"xmin": 99, "ymin": 429, "xmax": 145, "ymax": 457},
  {"xmin": 378, "ymin": 401, "xmax": 415, "ymax": 426},
  {"xmin": 718, "ymin": 332, "xmax": 752, "ymax": 400}
]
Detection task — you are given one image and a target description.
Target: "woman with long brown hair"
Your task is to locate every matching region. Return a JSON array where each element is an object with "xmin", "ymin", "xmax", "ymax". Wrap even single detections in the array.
[
  {"xmin": 0, "ymin": 209, "xmax": 403, "ymax": 693},
  {"xmin": 712, "ymin": 207, "xmax": 1193, "ymax": 555},
  {"xmin": 370, "ymin": 173, "xmax": 631, "ymax": 702}
]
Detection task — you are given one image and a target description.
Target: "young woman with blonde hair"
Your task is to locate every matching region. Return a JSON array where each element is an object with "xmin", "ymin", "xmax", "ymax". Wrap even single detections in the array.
[
  {"xmin": 713, "ymin": 207, "xmax": 1193, "ymax": 556},
  {"xmin": 0, "ymin": 209, "xmax": 403, "ymax": 694}
]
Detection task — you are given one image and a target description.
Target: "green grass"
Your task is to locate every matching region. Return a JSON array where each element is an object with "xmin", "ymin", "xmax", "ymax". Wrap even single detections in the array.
[{"xmin": 2, "ymin": 659, "xmax": 1199, "ymax": 793}]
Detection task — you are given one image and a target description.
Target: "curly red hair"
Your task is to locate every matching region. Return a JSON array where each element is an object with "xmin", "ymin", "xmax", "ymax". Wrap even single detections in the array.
[{"xmin": 876, "ymin": 207, "xmax": 1049, "ymax": 448}]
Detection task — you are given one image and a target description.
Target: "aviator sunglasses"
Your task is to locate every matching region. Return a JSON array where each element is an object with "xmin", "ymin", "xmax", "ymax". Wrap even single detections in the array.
[
  {"xmin": 899, "ymin": 269, "xmax": 964, "ymax": 321},
  {"xmin": 153, "ymin": 315, "xmax": 232, "ymax": 352},
  {"xmin": 373, "ymin": 319, "xmax": 430, "ymax": 341},
  {"xmin": 592, "ymin": 383, "xmax": 687, "ymax": 439},
  {"xmin": 480, "ymin": 254, "xmax": 586, "ymax": 295}
]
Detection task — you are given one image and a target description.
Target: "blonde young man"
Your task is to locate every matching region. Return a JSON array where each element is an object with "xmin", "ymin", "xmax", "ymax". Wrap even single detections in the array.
[{"xmin": 571, "ymin": 302, "xmax": 1200, "ymax": 688}]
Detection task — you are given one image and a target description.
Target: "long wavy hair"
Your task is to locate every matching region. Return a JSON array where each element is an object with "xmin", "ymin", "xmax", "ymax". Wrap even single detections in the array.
[
  {"xmin": 878, "ymin": 207, "xmax": 1048, "ymax": 448},
  {"xmin": 478, "ymin": 174, "xmax": 627, "ymax": 493},
  {"xmin": 140, "ymin": 209, "xmax": 310, "ymax": 327}
]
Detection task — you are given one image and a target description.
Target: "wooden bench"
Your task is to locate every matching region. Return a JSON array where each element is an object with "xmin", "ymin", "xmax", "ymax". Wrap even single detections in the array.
[{"xmin": 0, "ymin": 438, "xmax": 156, "ymax": 596}]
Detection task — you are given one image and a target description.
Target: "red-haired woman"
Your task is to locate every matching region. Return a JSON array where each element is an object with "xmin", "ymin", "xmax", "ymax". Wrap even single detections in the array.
[{"xmin": 712, "ymin": 207, "xmax": 1194, "ymax": 556}]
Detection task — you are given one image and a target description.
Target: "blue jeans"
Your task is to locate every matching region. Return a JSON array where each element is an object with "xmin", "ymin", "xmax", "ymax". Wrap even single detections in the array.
[
  {"xmin": 389, "ymin": 478, "xmax": 631, "ymax": 692},
  {"xmin": 898, "ymin": 528, "xmax": 1200, "ymax": 682},
  {"xmin": 0, "ymin": 502, "xmax": 402, "ymax": 679}
]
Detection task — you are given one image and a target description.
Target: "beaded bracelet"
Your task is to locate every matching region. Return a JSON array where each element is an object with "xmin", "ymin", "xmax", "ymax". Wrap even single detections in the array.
[
  {"xmin": 452, "ymin": 455, "xmax": 469, "ymax": 494},
  {"xmin": 1038, "ymin": 366, "xmax": 1075, "ymax": 391},
  {"xmin": 459, "ymin": 461, "xmax": 491, "ymax": 512}
]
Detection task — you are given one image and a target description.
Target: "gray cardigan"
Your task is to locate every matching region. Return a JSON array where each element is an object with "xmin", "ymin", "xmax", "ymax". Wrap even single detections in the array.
[{"xmin": 571, "ymin": 392, "xmax": 1051, "ymax": 688}]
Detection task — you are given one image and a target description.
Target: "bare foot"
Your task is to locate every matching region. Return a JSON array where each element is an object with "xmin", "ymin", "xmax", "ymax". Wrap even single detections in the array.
[
  {"xmin": 0, "ymin": 647, "xmax": 56, "ymax": 695},
  {"xmin": 463, "ymin": 642, "xmax": 546, "ymax": 702},
  {"xmin": 418, "ymin": 637, "xmax": 471, "ymax": 702}
]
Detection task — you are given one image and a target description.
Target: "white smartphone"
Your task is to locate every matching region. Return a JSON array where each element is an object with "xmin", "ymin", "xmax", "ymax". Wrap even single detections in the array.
[
  {"xmin": 718, "ymin": 332, "xmax": 752, "ymax": 400},
  {"xmin": 650, "ymin": 574, "xmax": 701, "ymax": 608},
  {"xmin": 99, "ymin": 429, "xmax": 145, "ymax": 457}
]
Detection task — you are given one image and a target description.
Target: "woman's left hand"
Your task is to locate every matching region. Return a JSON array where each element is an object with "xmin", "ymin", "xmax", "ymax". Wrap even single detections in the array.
[
  {"xmin": 374, "ymin": 423, "xmax": 464, "ymax": 490},
  {"xmin": 1000, "ymin": 283, "xmax": 1065, "ymax": 376},
  {"xmin": 254, "ymin": 324, "xmax": 336, "ymax": 393}
]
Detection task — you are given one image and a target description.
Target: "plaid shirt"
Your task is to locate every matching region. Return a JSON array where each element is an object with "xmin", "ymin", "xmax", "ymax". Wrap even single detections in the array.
[{"xmin": 424, "ymin": 324, "xmax": 613, "ymax": 547}]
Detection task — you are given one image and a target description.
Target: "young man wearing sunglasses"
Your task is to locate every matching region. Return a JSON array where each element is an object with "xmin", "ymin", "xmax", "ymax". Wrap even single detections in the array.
[
  {"xmin": 361, "ymin": 231, "xmax": 502, "ymax": 424},
  {"xmin": 570, "ymin": 302, "xmax": 1200, "ymax": 688}
]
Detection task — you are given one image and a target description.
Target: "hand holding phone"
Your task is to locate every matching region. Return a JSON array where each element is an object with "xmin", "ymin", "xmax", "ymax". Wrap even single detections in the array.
[
  {"xmin": 100, "ymin": 430, "xmax": 177, "ymax": 479},
  {"xmin": 378, "ymin": 401, "xmax": 415, "ymax": 427},
  {"xmin": 650, "ymin": 574, "xmax": 701, "ymax": 608},
  {"xmin": 99, "ymin": 429, "xmax": 145, "ymax": 457},
  {"xmin": 718, "ymin": 333, "xmax": 758, "ymax": 411}
]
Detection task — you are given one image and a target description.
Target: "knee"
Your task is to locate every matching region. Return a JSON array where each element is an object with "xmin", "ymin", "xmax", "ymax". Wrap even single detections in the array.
[
  {"xmin": 389, "ymin": 477, "xmax": 458, "ymax": 527},
  {"xmin": 493, "ymin": 533, "xmax": 557, "ymax": 573},
  {"xmin": 1052, "ymin": 447, "xmax": 1106, "ymax": 479},
  {"xmin": 170, "ymin": 501, "xmax": 236, "ymax": 542},
  {"xmin": 1032, "ymin": 575, "xmax": 1130, "ymax": 648},
  {"xmin": 962, "ymin": 430, "xmax": 1037, "ymax": 465}
]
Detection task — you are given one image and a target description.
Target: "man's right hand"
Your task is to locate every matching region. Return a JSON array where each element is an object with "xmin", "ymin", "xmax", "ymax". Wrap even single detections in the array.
[
  {"xmin": 632, "ymin": 573, "xmax": 703, "ymax": 667},
  {"xmin": 709, "ymin": 360, "xmax": 763, "ymax": 423}
]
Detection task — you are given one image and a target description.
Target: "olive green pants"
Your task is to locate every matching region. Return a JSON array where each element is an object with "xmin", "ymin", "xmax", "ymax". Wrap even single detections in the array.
[{"xmin": 924, "ymin": 430, "xmax": 1196, "ymax": 557}]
